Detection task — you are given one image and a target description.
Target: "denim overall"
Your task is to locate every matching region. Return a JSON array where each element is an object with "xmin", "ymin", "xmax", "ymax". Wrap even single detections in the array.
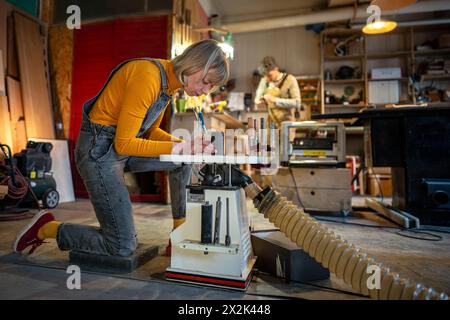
[{"xmin": 57, "ymin": 59, "xmax": 192, "ymax": 257}]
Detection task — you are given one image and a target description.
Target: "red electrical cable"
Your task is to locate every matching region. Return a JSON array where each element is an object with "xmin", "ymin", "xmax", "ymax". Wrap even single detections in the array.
[{"xmin": 0, "ymin": 165, "xmax": 29, "ymax": 199}]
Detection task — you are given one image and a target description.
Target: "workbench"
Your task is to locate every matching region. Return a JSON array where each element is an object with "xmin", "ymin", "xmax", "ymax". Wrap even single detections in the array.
[{"xmin": 171, "ymin": 110, "xmax": 243, "ymax": 133}]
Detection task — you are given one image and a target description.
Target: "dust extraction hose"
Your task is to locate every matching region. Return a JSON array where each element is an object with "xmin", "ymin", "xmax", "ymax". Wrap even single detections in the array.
[{"xmin": 244, "ymin": 182, "xmax": 448, "ymax": 300}]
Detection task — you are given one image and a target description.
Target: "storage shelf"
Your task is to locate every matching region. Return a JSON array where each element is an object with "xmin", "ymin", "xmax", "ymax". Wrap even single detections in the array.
[
  {"xmin": 321, "ymin": 26, "xmax": 450, "ymax": 116},
  {"xmin": 301, "ymin": 88, "xmax": 319, "ymax": 92},
  {"xmin": 295, "ymin": 75, "xmax": 321, "ymax": 80},
  {"xmin": 414, "ymin": 48, "xmax": 450, "ymax": 56},
  {"xmin": 368, "ymin": 77, "xmax": 409, "ymax": 82},
  {"xmin": 324, "ymin": 54, "xmax": 364, "ymax": 61},
  {"xmin": 325, "ymin": 104, "xmax": 365, "ymax": 108},
  {"xmin": 302, "ymin": 98, "xmax": 319, "ymax": 102},
  {"xmin": 325, "ymin": 79, "xmax": 365, "ymax": 84},
  {"xmin": 367, "ymin": 51, "xmax": 411, "ymax": 59},
  {"xmin": 420, "ymin": 74, "xmax": 450, "ymax": 81}
]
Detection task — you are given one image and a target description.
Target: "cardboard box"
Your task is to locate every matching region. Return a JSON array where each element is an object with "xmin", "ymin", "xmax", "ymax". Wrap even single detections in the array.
[
  {"xmin": 251, "ymin": 231, "xmax": 330, "ymax": 282},
  {"xmin": 368, "ymin": 174, "xmax": 392, "ymax": 197},
  {"xmin": 371, "ymin": 67, "xmax": 401, "ymax": 79},
  {"xmin": 369, "ymin": 81, "xmax": 400, "ymax": 104}
]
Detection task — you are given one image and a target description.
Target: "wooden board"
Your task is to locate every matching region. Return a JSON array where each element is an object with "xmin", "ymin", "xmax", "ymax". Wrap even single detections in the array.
[
  {"xmin": 13, "ymin": 11, "xmax": 55, "ymax": 139},
  {"xmin": 0, "ymin": 49, "xmax": 5, "ymax": 95},
  {"xmin": 0, "ymin": 96, "xmax": 13, "ymax": 149},
  {"xmin": 6, "ymin": 76, "xmax": 27, "ymax": 153},
  {"xmin": 7, "ymin": 15, "xmax": 19, "ymax": 79},
  {"xmin": 0, "ymin": 0, "xmax": 11, "ymax": 71}
]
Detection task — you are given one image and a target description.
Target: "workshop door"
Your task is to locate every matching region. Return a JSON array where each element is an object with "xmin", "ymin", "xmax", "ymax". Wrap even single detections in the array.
[{"xmin": 69, "ymin": 15, "xmax": 169, "ymax": 201}]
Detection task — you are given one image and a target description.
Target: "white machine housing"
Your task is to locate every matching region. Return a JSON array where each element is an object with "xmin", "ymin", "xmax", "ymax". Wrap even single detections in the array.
[{"xmin": 166, "ymin": 185, "xmax": 256, "ymax": 290}]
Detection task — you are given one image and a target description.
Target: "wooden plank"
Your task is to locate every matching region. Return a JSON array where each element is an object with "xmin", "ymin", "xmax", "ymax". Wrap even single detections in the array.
[
  {"xmin": 13, "ymin": 11, "xmax": 55, "ymax": 139},
  {"xmin": 211, "ymin": 111, "xmax": 244, "ymax": 129},
  {"xmin": 0, "ymin": 96, "xmax": 13, "ymax": 150},
  {"xmin": 6, "ymin": 76, "xmax": 27, "ymax": 153},
  {"xmin": 0, "ymin": 49, "xmax": 5, "ymax": 95},
  {"xmin": 0, "ymin": 0, "xmax": 11, "ymax": 71},
  {"xmin": 7, "ymin": 15, "xmax": 19, "ymax": 79}
]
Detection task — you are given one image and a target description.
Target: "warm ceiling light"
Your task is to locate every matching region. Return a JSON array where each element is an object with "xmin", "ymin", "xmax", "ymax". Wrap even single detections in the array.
[{"xmin": 362, "ymin": 20, "xmax": 397, "ymax": 34}]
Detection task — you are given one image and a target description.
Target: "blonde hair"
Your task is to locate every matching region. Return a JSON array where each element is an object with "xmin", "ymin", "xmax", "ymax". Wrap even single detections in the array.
[{"xmin": 172, "ymin": 39, "xmax": 230, "ymax": 87}]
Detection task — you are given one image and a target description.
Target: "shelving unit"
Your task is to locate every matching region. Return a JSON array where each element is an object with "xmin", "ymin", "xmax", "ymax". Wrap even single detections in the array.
[
  {"xmin": 367, "ymin": 51, "xmax": 411, "ymax": 59},
  {"xmin": 421, "ymin": 74, "xmax": 450, "ymax": 81},
  {"xmin": 324, "ymin": 79, "xmax": 365, "ymax": 84},
  {"xmin": 295, "ymin": 75, "xmax": 321, "ymax": 120},
  {"xmin": 325, "ymin": 104, "xmax": 363, "ymax": 108},
  {"xmin": 320, "ymin": 29, "xmax": 367, "ymax": 114},
  {"xmin": 319, "ymin": 24, "xmax": 450, "ymax": 114},
  {"xmin": 414, "ymin": 48, "xmax": 450, "ymax": 56},
  {"xmin": 324, "ymin": 55, "xmax": 364, "ymax": 61}
]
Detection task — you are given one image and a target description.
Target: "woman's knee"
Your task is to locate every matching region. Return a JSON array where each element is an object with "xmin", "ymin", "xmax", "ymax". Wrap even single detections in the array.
[{"xmin": 105, "ymin": 236, "xmax": 138, "ymax": 257}]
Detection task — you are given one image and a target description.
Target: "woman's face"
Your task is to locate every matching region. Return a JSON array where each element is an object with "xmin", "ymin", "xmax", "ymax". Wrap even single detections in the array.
[
  {"xmin": 183, "ymin": 69, "xmax": 215, "ymax": 96},
  {"xmin": 266, "ymin": 68, "xmax": 280, "ymax": 82}
]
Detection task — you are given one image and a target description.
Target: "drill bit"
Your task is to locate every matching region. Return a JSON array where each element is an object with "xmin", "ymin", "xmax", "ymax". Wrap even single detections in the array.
[
  {"xmin": 225, "ymin": 197, "xmax": 231, "ymax": 246},
  {"xmin": 213, "ymin": 197, "xmax": 222, "ymax": 245}
]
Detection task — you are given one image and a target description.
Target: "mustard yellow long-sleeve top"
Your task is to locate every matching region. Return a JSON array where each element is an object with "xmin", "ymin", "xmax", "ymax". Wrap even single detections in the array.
[{"xmin": 89, "ymin": 59, "xmax": 183, "ymax": 157}]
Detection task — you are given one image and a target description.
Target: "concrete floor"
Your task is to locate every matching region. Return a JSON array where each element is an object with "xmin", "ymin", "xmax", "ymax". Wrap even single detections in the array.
[{"xmin": 0, "ymin": 198, "xmax": 449, "ymax": 300}]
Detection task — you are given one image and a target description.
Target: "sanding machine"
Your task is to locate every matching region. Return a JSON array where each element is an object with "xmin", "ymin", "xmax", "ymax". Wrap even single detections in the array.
[{"xmin": 161, "ymin": 156, "xmax": 260, "ymax": 290}]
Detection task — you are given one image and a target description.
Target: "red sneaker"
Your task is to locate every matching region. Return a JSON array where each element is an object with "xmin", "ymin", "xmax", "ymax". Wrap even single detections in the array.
[{"xmin": 13, "ymin": 210, "xmax": 55, "ymax": 254}]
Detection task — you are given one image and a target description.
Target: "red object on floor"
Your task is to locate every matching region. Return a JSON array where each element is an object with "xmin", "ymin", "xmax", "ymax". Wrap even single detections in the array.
[{"xmin": 69, "ymin": 16, "xmax": 169, "ymax": 200}]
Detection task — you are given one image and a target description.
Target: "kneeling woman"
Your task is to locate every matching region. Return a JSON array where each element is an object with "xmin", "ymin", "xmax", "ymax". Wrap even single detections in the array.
[{"xmin": 14, "ymin": 40, "xmax": 229, "ymax": 257}]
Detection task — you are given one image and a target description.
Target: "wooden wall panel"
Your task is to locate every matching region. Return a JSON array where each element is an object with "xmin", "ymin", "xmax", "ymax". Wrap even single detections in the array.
[
  {"xmin": 49, "ymin": 25, "xmax": 73, "ymax": 139},
  {"xmin": 231, "ymin": 26, "xmax": 321, "ymax": 93},
  {"xmin": 13, "ymin": 11, "xmax": 55, "ymax": 139},
  {"xmin": 171, "ymin": 0, "xmax": 209, "ymax": 58},
  {"xmin": 6, "ymin": 76, "xmax": 27, "ymax": 153}
]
